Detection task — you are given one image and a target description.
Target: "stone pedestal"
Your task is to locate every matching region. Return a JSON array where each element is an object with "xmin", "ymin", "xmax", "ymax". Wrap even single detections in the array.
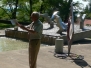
[
  {"xmin": 80, "ymin": 14, "xmax": 86, "ymax": 29},
  {"xmin": 55, "ymin": 39, "xmax": 63, "ymax": 53},
  {"xmin": 80, "ymin": 19, "xmax": 84, "ymax": 29}
]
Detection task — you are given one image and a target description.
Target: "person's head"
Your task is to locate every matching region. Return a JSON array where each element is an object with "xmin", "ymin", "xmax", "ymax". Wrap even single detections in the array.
[{"xmin": 31, "ymin": 11, "xmax": 40, "ymax": 22}]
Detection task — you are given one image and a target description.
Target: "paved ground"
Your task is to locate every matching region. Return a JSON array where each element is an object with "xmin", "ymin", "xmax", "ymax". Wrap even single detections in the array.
[
  {"xmin": 0, "ymin": 26, "xmax": 91, "ymax": 68},
  {"xmin": 0, "ymin": 38, "xmax": 91, "ymax": 68}
]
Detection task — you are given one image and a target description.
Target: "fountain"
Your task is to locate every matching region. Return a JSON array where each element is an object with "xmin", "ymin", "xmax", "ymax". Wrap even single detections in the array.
[{"xmin": 5, "ymin": 11, "xmax": 91, "ymax": 45}]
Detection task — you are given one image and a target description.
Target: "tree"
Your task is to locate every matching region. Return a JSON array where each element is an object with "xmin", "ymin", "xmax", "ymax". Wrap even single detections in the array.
[
  {"xmin": 12, "ymin": 0, "xmax": 18, "ymax": 19},
  {"xmin": 0, "ymin": 0, "xmax": 84, "ymax": 22},
  {"xmin": 83, "ymin": 0, "xmax": 91, "ymax": 12},
  {"xmin": 38, "ymin": 0, "xmax": 73, "ymax": 22},
  {"xmin": 0, "ymin": 0, "xmax": 30, "ymax": 21},
  {"xmin": 83, "ymin": 0, "xmax": 91, "ymax": 19}
]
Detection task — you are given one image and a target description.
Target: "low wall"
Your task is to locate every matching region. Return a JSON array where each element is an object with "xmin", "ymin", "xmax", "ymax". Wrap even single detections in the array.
[
  {"xmin": 5, "ymin": 29, "xmax": 58, "ymax": 45},
  {"xmin": 5, "ymin": 28, "xmax": 91, "ymax": 45}
]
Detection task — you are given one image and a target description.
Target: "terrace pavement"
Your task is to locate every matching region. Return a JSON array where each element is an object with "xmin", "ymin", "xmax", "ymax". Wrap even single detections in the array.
[
  {"xmin": 0, "ymin": 24, "xmax": 91, "ymax": 68},
  {"xmin": 0, "ymin": 38, "xmax": 91, "ymax": 68}
]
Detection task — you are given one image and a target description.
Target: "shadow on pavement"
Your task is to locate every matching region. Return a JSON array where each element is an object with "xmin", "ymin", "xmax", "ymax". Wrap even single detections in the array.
[
  {"xmin": 49, "ymin": 50, "xmax": 91, "ymax": 68},
  {"xmin": 73, "ymin": 38, "xmax": 91, "ymax": 45},
  {"xmin": 72, "ymin": 60, "xmax": 91, "ymax": 68}
]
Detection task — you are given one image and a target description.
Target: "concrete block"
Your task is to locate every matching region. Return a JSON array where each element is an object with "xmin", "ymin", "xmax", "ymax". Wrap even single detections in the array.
[{"xmin": 55, "ymin": 39, "xmax": 63, "ymax": 53}]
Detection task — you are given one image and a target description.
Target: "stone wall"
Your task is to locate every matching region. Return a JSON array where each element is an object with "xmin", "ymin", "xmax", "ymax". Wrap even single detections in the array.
[{"xmin": 5, "ymin": 28, "xmax": 91, "ymax": 45}]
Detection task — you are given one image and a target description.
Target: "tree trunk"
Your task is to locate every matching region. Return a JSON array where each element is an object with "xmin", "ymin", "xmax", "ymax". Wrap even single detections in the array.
[
  {"xmin": 40, "ymin": 0, "xmax": 44, "ymax": 13},
  {"xmin": 64, "ymin": 0, "xmax": 72, "ymax": 23},
  {"xmin": 29, "ymin": 0, "xmax": 32, "ymax": 15},
  {"xmin": 12, "ymin": 0, "xmax": 18, "ymax": 19}
]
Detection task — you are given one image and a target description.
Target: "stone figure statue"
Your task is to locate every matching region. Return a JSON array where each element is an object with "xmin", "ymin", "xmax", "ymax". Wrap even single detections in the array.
[
  {"xmin": 51, "ymin": 11, "xmax": 68, "ymax": 33},
  {"xmin": 40, "ymin": 13, "xmax": 54, "ymax": 28}
]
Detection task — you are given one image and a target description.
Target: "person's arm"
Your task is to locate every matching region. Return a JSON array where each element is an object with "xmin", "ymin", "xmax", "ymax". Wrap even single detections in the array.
[
  {"xmin": 14, "ymin": 20, "xmax": 36, "ymax": 34},
  {"xmin": 17, "ymin": 23, "xmax": 37, "ymax": 33}
]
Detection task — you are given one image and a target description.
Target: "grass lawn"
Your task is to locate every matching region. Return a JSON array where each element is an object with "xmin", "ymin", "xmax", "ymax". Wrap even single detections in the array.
[{"xmin": 0, "ymin": 23, "xmax": 14, "ymax": 29}]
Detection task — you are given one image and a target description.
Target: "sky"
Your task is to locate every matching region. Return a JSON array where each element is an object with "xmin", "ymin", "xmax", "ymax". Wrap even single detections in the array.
[
  {"xmin": 73, "ymin": 0, "xmax": 89, "ymax": 17},
  {"xmin": 73, "ymin": 0, "xmax": 89, "ymax": 8}
]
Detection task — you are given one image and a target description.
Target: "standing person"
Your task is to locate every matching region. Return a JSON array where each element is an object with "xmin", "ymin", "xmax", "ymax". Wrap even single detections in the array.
[{"xmin": 14, "ymin": 11, "xmax": 43, "ymax": 68}]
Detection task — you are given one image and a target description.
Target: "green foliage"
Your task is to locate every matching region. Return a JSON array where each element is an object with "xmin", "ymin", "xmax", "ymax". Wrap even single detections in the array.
[
  {"xmin": 0, "ymin": 0, "xmax": 84, "ymax": 23},
  {"xmin": 0, "ymin": 7, "xmax": 11, "ymax": 19},
  {"xmin": 0, "ymin": 8, "xmax": 5, "ymax": 19},
  {"xmin": 17, "ymin": 4, "xmax": 30, "ymax": 22},
  {"xmin": 0, "ymin": 23, "xmax": 14, "ymax": 29},
  {"xmin": 85, "ymin": 13, "xmax": 91, "ymax": 19},
  {"xmin": 32, "ymin": 1, "xmax": 42, "ymax": 11},
  {"xmin": 83, "ymin": 2, "xmax": 91, "ymax": 19}
]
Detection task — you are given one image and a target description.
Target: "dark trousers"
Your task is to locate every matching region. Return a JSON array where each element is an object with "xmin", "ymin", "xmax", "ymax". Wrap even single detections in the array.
[{"xmin": 29, "ymin": 39, "xmax": 41, "ymax": 68}]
